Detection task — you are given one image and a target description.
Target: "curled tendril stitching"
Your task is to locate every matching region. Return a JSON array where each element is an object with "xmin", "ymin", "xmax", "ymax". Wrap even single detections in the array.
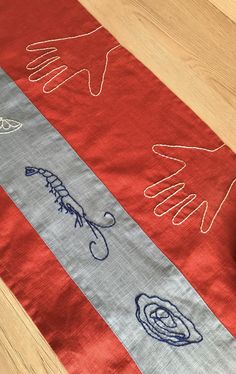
[{"xmin": 25, "ymin": 166, "xmax": 116, "ymax": 260}]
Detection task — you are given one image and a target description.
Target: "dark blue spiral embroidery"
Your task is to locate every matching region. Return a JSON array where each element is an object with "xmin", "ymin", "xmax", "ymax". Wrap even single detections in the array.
[
  {"xmin": 25, "ymin": 167, "xmax": 116, "ymax": 261},
  {"xmin": 135, "ymin": 293, "xmax": 203, "ymax": 347}
]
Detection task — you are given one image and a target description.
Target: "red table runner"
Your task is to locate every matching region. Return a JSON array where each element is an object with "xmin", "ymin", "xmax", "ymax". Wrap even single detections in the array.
[{"xmin": 0, "ymin": 1, "xmax": 235, "ymax": 373}]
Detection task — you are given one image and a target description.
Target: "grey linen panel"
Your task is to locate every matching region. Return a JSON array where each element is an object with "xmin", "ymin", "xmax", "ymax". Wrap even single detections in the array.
[{"xmin": 0, "ymin": 68, "xmax": 235, "ymax": 374}]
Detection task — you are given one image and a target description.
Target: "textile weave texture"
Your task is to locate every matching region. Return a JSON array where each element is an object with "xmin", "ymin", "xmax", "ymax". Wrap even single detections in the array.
[{"xmin": 0, "ymin": 1, "xmax": 235, "ymax": 373}]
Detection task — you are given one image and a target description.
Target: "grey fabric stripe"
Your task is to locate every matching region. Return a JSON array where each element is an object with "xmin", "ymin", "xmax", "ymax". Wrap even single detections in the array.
[{"xmin": 0, "ymin": 68, "xmax": 235, "ymax": 374}]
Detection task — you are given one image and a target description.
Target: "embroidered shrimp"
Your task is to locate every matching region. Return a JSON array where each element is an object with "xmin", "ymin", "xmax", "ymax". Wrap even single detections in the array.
[{"xmin": 25, "ymin": 166, "xmax": 116, "ymax": 261}]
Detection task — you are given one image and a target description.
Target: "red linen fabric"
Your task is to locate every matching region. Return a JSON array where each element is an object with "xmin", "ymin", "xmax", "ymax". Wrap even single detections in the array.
[
  {"xmin": 0, "ymin": 0, "xmax": 235, "ymax": 339},
  {"xmin": 0, "ymin": 187, "xmax": 140, "ymax": 374}
]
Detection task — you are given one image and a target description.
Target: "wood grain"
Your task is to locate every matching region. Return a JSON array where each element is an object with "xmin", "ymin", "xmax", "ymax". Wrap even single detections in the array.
[
  {"xmin": 0, "ymin": 1, "xmax": 235, "ymax": 373},
  {"xmin": 209, "ymin": 0, "xmax": 236, "ymax": 21},
  {"xmin": 0, "ymin": 279, "xmax": 67, "ymax": 374}
]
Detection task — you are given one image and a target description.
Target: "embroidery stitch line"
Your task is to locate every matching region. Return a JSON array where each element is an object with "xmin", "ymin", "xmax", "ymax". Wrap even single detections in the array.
[
  {"xmin": 144, "ymin": 143, "xmax": 236, "ymax": 233},
  {"xmin": 135, "ymin": 293, "xmax": 203, "ymax": 347},
  {"xmin": 0, "ymin": 117, "xmax": 23, "ymax": 134},
  {"xmin": 25, "ymin": 167, "xmax": 116, "ymax": 261},
  {"xmin": 26, "ymin": 26, "xmax": 120, "ymax": 95}
]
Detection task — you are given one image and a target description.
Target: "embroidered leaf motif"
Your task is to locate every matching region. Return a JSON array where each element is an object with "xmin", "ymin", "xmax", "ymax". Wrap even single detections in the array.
[
  {"xmin": 25, "ymin": 167, "xmax": 116, "ymax": 260},
  {"xmin": 0, "ymin": 117, "xmax": 23, "ymax": 134},
  {"xmin": 144, "ymin": 143, "xmax": 236, "ymax": 233},
  {"xmin": 26, "ymin": 26, "xmax": 120, "ymax": 95},
  {"xmin": 135, "ymin": 293, "xmax": 203, "ymax": 346}
]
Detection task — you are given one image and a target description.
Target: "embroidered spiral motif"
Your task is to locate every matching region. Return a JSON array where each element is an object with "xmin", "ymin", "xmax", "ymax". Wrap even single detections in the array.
[{"xmin": 135, "ymin": 293, "xmax": 203, "ymax": 346}]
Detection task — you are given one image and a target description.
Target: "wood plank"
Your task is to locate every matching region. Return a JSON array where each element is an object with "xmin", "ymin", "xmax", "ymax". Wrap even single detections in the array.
[
  {"xmin": 208, "ymin": 0, "xmax": 236, "ymax": 22},
  {"xmin": 0, "ymin": 279, "xmax": 67, "ymax": 374},
  {"xmin": 80, "ymin": 0, "xmax": 236, "ymax": 152}
]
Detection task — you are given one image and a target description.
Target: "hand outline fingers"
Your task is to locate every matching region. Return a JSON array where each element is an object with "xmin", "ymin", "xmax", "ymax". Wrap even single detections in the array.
[
  {"xmin": 153, "ymin": 183, "xmax": 186, "ymax": 216},
  {"xmin": 144, "ymin": 144, "xmax": 186, "ymax": 199},
  {"xmin": 26, "ymin": 51, "xmax": 58, "ymax": 70},
  {"xmin": 42, "ymin": 65, "xmax": 75, "ymax": 93},
  {"xmin": 28, "ymin": 60, "xmax": 64, "ymax": 83},
  {"xmin": 145, "ymin": 142, "xmax": 236, "ymax": 233},
  {"xmin": 26, "ymin": 26, "xmax": 120, "ymax": 95},
  {"xmin": 172, "ymin": 194, "xmax": 199, "ymax": 224},
  {"xmin": 38, "ymin": 45, "xmax": 120, "ymax": 95}
]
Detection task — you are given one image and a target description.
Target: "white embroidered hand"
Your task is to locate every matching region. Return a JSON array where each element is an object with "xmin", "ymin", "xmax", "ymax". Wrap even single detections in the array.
[
  {"xmin": 144, "ymin": 143, "xmax": 236, "ymax": 233},
  {"xmin": 26, "ymin": 26, "xmax": 120, "ymax": 94}
]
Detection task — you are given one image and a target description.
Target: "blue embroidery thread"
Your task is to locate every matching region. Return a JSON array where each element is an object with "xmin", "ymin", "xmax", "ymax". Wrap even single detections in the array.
[
  {"xmin": 135, "ymin": 293, "xmax": 203, "ymax": 346},
  {"xmin": 25, "ymin": 167, "xmax": 116, "ymax": 261}
]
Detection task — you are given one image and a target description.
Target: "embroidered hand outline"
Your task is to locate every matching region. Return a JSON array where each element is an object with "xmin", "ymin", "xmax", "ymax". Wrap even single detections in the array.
[
  {"xmin": 26, "ymin": 26, "xmax": 120, "ymax": 94},
  {"xmin": 144, "ymin": 143, "xmax": 236, "ymax": 233}
]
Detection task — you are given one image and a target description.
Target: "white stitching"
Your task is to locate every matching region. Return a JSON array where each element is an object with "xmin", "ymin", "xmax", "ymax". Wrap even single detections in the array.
[
  {"xmin": 144, "ymin": 143, "xmax": 236, "ymax": 233},
  {"xmin": 0, "ymin": 117, "xmax": 23, "ymax": 134},
  {"xmin": 26, "ymin": 26, "xmax": 120, "ymax": 95}
]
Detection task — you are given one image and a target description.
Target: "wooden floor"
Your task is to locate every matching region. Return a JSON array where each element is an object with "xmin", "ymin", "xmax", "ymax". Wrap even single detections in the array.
[{"xmin": 0, "ymin": 0, "xmax": 235, "ymax": 373}]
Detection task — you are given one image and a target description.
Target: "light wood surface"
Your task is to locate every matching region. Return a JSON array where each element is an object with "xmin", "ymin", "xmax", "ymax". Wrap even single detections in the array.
[
  {"xmin": 1, "ymin": 1, "xmax": 235, "ymax": 373},
  {"xmin": 0, "ymin": 279, "xmax": 67, "ymax": 374},
  {"xmin": 209, "ymin": 0, "xmax": 236, "ymax": 22}
]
